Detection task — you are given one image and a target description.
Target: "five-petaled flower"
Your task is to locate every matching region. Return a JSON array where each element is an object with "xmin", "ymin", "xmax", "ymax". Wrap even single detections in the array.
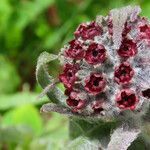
[
  {"xmin": 116, "ymin": 89, "xmax": 138, "ymax": 110},
  {"xmin": 65, "ymin": 40, "xmax": 85, "ymax": 60},
  {"xmin": 66, "ymin": 91, "xmax": 86, "ymax": 112},
  {"xmin": 74, "ymin": 21, "xmax": 102, "ymax": 40},
  {"xmin": 114, "ymin": 62, "xmax": 134, "ymax": 84},
  {"xmin": 59, "ymin": 64, "xmax": 79, "ymax": 89},
  {"xmin": 117, "ymin": 38, "xmax": 137, "ymax": 58},
  {"xmin": 85, "ymin": 42, "xmax": 106, "ymax": 65},
  {"xmin": 85, "ymin": 73, "xmax": 106, "ymax": 95}
]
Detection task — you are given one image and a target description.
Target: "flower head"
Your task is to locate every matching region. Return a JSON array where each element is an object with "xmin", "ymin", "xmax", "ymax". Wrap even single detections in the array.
[
  {"xmin": 114, "ymin": 62, "xmax": 134, "ymax": 84},
  {"xmin": 74, "ymin": 21, "xmax": 102, "ymax": 40},
  {"xmin": 116, "ymin": 89, "xmax": 138, "ymax": 110},
  {"xmin": 85, "ymin": 73, "xmax": 106, "ymax": 95},
  {"xmin": 85, "ymin": 42, "xmax": 106, "ymax": 65},
  {"xmin": 117, "ymin": 38, "xmax": 137, "ymax": 58},
  {"xmin": 59, "ymin": 64, "xmax": 79, "ymax": 89},
  {"xmin": 40, "ymin": 6, "xmax": 150, "ymax": 118},
  {"xmin": 65, "ymin": 40, "xmax": 85, "ymax": 60},
  {"xmin": 66, "ymin": 90, "xmax": 86, "ymax": 112}
]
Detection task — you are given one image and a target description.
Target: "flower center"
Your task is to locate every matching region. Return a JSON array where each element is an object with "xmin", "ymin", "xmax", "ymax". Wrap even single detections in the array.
[
  {"xmin": 72, "ymin": 100, "xmax": 79, "ymax": 106},
  {"xmin": 142, "ymin": 88, "xmax": 150, "ymax": 98},
  {"xmin": 92, "ymin": 50, "xmax": 98, "ymax": 57},
  {"xmin": 93, "ymin": 80, "xmax": 99, "ymax": 86},
  {"xmin": 121, "ymin": 68, "xmax": 127, "ymax": 75},
  {"xmin": 123, "ymin": 45, "xmax": 129, "ymax": 51},
  {"xmin": 67, "ymin": 71, "xmax": 73, "ymax": 77}
]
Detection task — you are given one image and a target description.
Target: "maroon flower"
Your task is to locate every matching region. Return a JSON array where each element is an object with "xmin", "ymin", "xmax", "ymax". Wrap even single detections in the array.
[
  {"xmin": 66, "ymin": 91, "xmax": 86, "ymax": 112},
  {"xmin": 85, "ymin": 43, "xmax": 106, "ymax": 65},
  {"xmin": 114, "ymin": 62, "xmax": 134, "ymax": 84},
  {"xmin": 66, "ymin": 98, "xmax": 85, "ymax": 112},
  {"xmin": 92, "ymin": 101, "xmax": 104, "ymax": 113},
  {"xmin": 74, "ymin": 21, "xmax": 102, "ymax": 40},
  {"xmin": 116, "ymin": 89, "xmax": 138, "ymax": 110},
  {"xmin": 59, "ymin": 64, "xmax": 79, "ymax": 89},
  {"xmin": 65, "ymin": 40, "xmax": 85, "ymax": 60},
  {"xmin": 139, "ymin": 24, "xmax": 150, "ymax": 40},
  {"xmin": 117, "ymin": 38, "xmax": 137, "ymax": 58},
  {"xmin": 85, "ymin": 73, "xmax": 106, "ymax": 95}
]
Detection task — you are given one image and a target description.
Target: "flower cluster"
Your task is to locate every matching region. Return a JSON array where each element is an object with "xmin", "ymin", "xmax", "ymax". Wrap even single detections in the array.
[{"xmin": 58, "ymin": 7, "xmax": 150, "ymax": 116}]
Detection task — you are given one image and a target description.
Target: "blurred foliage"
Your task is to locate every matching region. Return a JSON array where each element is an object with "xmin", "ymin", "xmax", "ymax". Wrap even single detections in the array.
[
  {"xmin": 0, "ymin": 111, "xmax": 68, "ymax": 149},
  {"xmin": 0, "ymin": 55, "xmax": 20, "ymax": 94},
  {"xmin": 0, "ymin": 92, "xmax": 46, "ymax": 111},
  {"xmin": 0, "ymin": 0, "xmax": 150, "ymax": 149}
]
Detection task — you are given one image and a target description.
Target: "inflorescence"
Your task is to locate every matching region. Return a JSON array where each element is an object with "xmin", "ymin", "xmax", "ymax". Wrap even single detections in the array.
[{"xmin": 57, "ymin": 6, "xmax": 150, "ymax": 117}]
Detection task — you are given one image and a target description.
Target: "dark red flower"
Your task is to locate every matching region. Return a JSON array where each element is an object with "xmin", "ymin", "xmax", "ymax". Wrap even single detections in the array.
[
  {"xmin": 117, "ymin": 38, "xmax": 137, "ymax": 58},
  {"xmin": 66, "ymin": 98, "xmax": 85, "ymax": 112},
  {"xmin": 85, "ymin": 43, "xmax": 106, "ymax": 65},
  {"xmin": 65, "ymin": 40, "xmax": 85, "ymax": 60},
  {"xmin": 114, "ymin": 62, "xmax": 134, "ymax": 84},
  {"xmin": 74, "ymin": 21, "xmax": 102, "ymax": 40},
  {"xmin": 85, "ymin": 73, "xmax": 106, "ymax": 95},
  {"xmin": 139, "ymin": 24, "xmax": 150, "ymax": 40},
  {"xmin": 92, "ymin": 101, "xmax": 104, "ymax": 113},
  {"xmin": 116, "ymin": 89, "xmax": 138, "ymax": 110},
  {"xmin": 59, "ymin": 64, "xmax": 79, "ymax": 89},
  {"xmin": 66, "ymin": 91, "xmax": 86, "ymax": 112}
]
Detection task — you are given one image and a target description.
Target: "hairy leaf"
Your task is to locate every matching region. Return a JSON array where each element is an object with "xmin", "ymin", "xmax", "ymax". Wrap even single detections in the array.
[
  {"xmin": 111, "ymin": 5, "xmax": 141, "ymax": 49},
  {"xmin": 107, "ymin": 127, "xmax": 140, "ymax": 150},
  {"xmin": 66, "ymin": 136, "xmax": 102, "ymax": 150},
  {"xmin": 36, "ymin": 52, "xmax": 66, "ymax": 104},
  {"xmin": 40, "ymin": 103, "xmax": 72, "ymax": 116}
]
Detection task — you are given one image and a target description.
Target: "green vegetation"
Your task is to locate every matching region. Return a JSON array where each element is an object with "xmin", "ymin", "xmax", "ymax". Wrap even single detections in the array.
[{"xmin": 0, "ymin": 0, "xmax": 149, "ymax": 149}]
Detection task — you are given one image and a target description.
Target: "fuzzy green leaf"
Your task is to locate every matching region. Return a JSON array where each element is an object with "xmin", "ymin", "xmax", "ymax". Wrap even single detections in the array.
[
  {"xmin": 107, "ymin": 127, "xmax": 140, "ymax": 150},
  {"xmin": 69, "ymin": 117, "xmax": 117, "ymax": 141},
  {"xmin": 36, "ymin": 52, "xmax": 66, "ymax": 104},
  {"xmin": 66, "ymin": 136, "xmax": 102, "ymax": 150}
]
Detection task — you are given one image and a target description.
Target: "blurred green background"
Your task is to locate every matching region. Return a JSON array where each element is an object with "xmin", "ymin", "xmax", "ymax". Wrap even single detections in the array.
[{"xmin": 0, "ymin": 0, "xmax": 149, "ymax": 149}]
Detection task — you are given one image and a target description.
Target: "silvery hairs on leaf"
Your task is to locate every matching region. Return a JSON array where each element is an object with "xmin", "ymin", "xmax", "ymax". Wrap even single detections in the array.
[
  {"xmin": 66, "ymin": 136, "xmax": 103, "ymax": 150},
  {"xmin": 40, "ymin": 103, "xmax": 114, "ymax": 121},
  {"xmin": 36, "ymin": 51, "xmax": 66, "ymax": 104},
  {"xmin": 37, "ymin": 81, "xmax": 56, "ymax": 99},
  {"xmin": 40, "ymin": 103, "xmax": 73, "ymax": 116},
  {"xmin": 110, "ymin": 5, "xmax": 141, "ymax": 49},
  {"xmin": 107, "ymin": 127, "xmax": 140, "ymax": 150}
]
